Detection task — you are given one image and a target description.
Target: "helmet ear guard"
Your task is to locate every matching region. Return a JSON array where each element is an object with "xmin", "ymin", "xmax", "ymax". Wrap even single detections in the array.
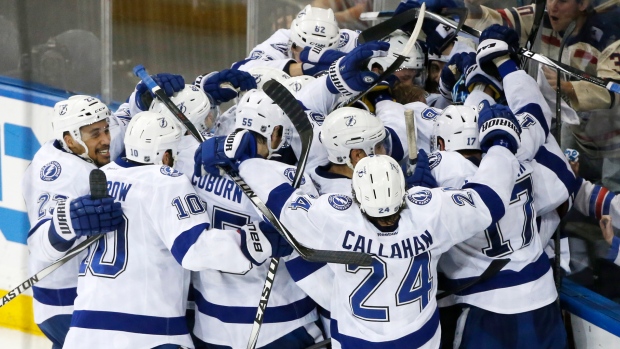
[
  {"xmin": 352, "ymin": 155, "xmax": 406, "ymax": 218},
  {"xmin": 124, "ymin": 111, "xmax": 183, "ymax": 165}
]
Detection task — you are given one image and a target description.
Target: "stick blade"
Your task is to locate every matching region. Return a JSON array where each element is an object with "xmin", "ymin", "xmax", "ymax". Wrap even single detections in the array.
[{"xmin": 89, "ymin": 169, "xmax": 108, "ymax": 199}]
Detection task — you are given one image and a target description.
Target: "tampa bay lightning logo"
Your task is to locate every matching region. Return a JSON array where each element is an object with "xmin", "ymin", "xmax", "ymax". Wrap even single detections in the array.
[
  {"xmin": 363, "ymin": 76, "xmax": 374, "ymax": 83},
  {"xmin": 345, "ymin": 115, "xmax": 356, "ymax": 127},
  {"xmin": 271, "ymin": 42, "xmax": 289, "ymax": 54},
  {"xmin": 328, "ymin": 194, "xmax": 352, "ymax": 211},
  {"xmin": 158, "ymin": 117, "xmax": 168, "ymax": 128},
  {"xmin": 284, "ymin": 168, "xmax": 306, "ymax": 185},
  {"xmin": 160, "ymin": 166, "xmax": 183, "ymax": 177},
  {"xmin": 422, "ymin": 108, "xmax": 439, "ymax": 120},
  {"xmin": 407, "ymin": 190, "xmax": 432, "ymax": 205},
  {"xmin": 177, "ymin": 102, "xmax": 187, "ymax": 114},
  {"xmin": 252, "ymin": 74, "xmax": 262, "ymax": 84},
  {"xmin": 58, "ymin": 104, "xmax": 68, "ymax": 115},
  {"xmin": 40, "ymin": 161, "xmax": 62, "ymax": 181},
  {"xmin": 338, "ymin": 32, "xmax": 349, "ymax": 48},
  {"xmin": 309, "ymin": 112, "xmax": 325, "ymax": 126},
  {"xmin": 428, "ymin": 153, "xmax": 442, "ymax": 170}
]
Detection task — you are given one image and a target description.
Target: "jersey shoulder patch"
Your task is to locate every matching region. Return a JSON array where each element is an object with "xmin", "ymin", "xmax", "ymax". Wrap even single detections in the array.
[
  {"xmin": 160, "ymin": 166, "xmax": 183, "ymax": 177},
  {"xmin": 249, "ymin": 50, "xmax": 274, "ymax": 61},
  {"xmin": 421, "ymin": 108, "xmax": 439, "ymax": 120},
  {"xmin": 338, "ymin": 32, "xmax": 350, "ymax": 48},
  {"xmin": 270, "ymin": 42, "xmax": 289, "ymax": 54},
  {"xmin": 428, "ymin": 152, "xmax": 442, "ymax": 170},
  {"xmin": 407, "ymin": 189, "xmax": 432, "ymax": 205},
  {"xmin": 284, "ymin": 168, "xmax": 306, "ymax": 185},
  {"xmin": 328, "ymin": 194, "xmax": 353, "ymax": 211},
  {"xmin": 40, "ymin": 161, "xmax": 62, "ymax": 181}
]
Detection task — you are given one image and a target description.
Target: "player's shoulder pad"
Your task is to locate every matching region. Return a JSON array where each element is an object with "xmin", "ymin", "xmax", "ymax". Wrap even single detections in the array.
[{"xmin": 406, "ymin": 189, "xmax": 433, "ymax": 206}]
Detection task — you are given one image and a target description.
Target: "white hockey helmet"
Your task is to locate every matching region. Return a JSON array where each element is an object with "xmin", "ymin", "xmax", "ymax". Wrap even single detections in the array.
[
  {"xmin": 368, "ymin": 30, "xmax": 425, "ymax": 71},
  {"xmin": 290, "ymin": 5, "xmax": 340, "ymax": 50},
  {"xmin": 247, "ymin": 66, "xmax": 291, "ymax": 90},
  {"xmin": 285, "ymin": 75, "xmax": 316, "ymax": 93},
  {"xmin": 431, "ymin": 105, "xmax": 479, "ymax": 152},
  {"xmin": 51, "ymin": 95, "xmax": 111, "ymax": 160},
  {"xmin": 352, "ymin": 155, "xmax": 406, "ymax": 218},
  {"xmin": 150, "ymin": 84, "xmax": 214, "ymax": 136},
  {"xmin": 319, "ymin": 107, "xmax": 391, "ymax": 169},
  {"xmin": 235, "ymin": 89, "xmax": 292, "ymax": 158},
  {"xmin": 124, "ymin": 111, "xmax": 183, "ymax": 165}
]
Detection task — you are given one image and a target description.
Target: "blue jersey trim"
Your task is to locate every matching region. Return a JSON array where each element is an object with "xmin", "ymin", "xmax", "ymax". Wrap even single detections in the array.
[
  {"xmin": 32, "ymin": 286, "xmax": 77, "ymax": 306},
  {"xmin": 170, "ymin": 223, "xmax": 209, "ymax": 266},
  {"xmin": 27, "ymin": 218, "xmax": 51, "ymax": 238},
  {"xmin": 462, "ymin": 183, "xmax": 505, "ymax": 223},
  {"xmin": 318, "ymin": 306, "xmax": 331, "ymax": 319},
  {"xmin": 386, "ymin": 127, "xmax": 404, "ymax": 163},
  {"xmin": 266, "ymin": 183, "xmax": 296, "ymax": 219},
  {"xmin": 560, "ymin": 279, "xmax": 620, "ymax": 338},
  {"xmin": 285, "ymin": 255, "xmax": 327, "ymax": 282},
  {"xmin": 71, "ymin": 310, "xmax": 189, "ymax": 335},
  {"xmin": 534, "ymin": 146, "xmax": 579, "ymax": 199},
  {"xmin": 516, "ymin": 103, "xmax": 549, "ymax": 137},
  {"xmin": 607, "ymin": 236, "xmax": 620, "ymax": 262},
  {"xmin": 440, "ymin": 253, "xmax": 551, "ymax": 296},
  {"xmin": 331, "ymin": 307, "xmax": 439, "ymax": 348},
  {"xmin": 314, "ymin": 164, "xmax": 349, "ymax": 180},
  {"xmin": 194, "ymin": 289, "xmax": 316, "ymax": 324}
]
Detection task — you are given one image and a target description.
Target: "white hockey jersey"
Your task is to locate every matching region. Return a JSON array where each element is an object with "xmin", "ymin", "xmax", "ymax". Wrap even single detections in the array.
[
  {"xmin": 237, "ymin": 146, "xmax": 518, "ymax": 348},
  {"xmin": 176, "ymin": 140, "xmax": 323, "ymax": 348},
  {"xmin": 63, "ymin": 157, "xmax": 251, "ymax": 349}
]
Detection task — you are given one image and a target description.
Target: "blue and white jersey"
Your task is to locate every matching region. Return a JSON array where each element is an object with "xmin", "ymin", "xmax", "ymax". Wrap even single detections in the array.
[
  {"xmin": 232, "ymin": 28, "xmax": 359, "ymax": 72},
  {"xmin": 176, "ymin": 141, "xmax": 323, "ymax": 348},
  {"xmin": 237, "ymin": 146, "xmax": 518, "ymax": 348},
  {"xmin": 22, "ymin": 141, "xmax": 96, "ymax": 324},
  {"xmin": 431, "ymin": 151, "xmax": 563, "ymax": 314},
  {"xmin": 63, "ymin": 157, "xmax": 251, "ymax": 349}
]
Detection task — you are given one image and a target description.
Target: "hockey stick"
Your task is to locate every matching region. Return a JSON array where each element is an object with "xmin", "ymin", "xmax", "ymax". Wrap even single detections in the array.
[
  {"xmin": 436, "ymin": 258, "xmax": 510, "ymax": 300},
  {"xmin": 345, "ymin": 3, "xmax": 427, "ymax": 107},
  {"xmin": 0, "ymin": 169, "xmax": 108, "ymax": 308},
  {"xmin": 520, "ymin": 0, "xmax": 546, "ymax": 69},
  {"xmin": 133, "ymin": 65, "xmax": 373, "ymax": 266},
  {"xmin": 246, "ymin": 80, "xmax": 313, "ymax": 349},
  {"xmin": 405, "ymin": 109, "xmax": 418, "ymax": 172},
  {"xmin": 422, "ymin": 11, "xmax": 620, "ymax": 94},
  {"xmin": 305, "ymin": 338, "xmax": 331, "ymax": 349}
]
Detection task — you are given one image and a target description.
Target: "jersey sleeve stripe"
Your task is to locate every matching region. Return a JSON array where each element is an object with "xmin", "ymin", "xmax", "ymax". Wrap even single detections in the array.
[
  {"xmin": 516, "ymin": 103, "xmax": 549, "ymax": 136},
  {"xmin": 32, "ymin": 286, "xmax": 77, "ymax": 306},
  {"xmin": 606, "ymin": 236, "xmax": 620, "ymax": 263},
  {"xmin": 193, "ymin": 288, "xmax": 316, "ymax": 324},
  {"xmin": 462, "ymin": 183, "xmax": 505, "ymax": 223},
  {"xmin": 170, "ymin": 222, "xmax": 210, "ymax": 266},
  {"xmin": 285, "ymin": 255, "xmax": 327, "ymax": 281},
  {"xmin": 71, "ymin": 310, "xmax": 188, "ymax": 335},
  {"xmin": 266, "ymin": 183, "xmax": 297, "ymax": 219},
  {"xmin": 27, "ymin": 217, "xmax": 51, "ymax": 238},
  {"xmin": 331, "ymin": 307, "xmax": 439, "ymax": 348},
  {"xmin": 534, "ymin": 146, "xmax": 580, "ymax": 199}
]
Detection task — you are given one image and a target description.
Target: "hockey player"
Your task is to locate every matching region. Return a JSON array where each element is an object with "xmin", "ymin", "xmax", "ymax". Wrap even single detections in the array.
[
  {"xmin": 232, "ymin": 5, "xmax": 359, "ymax": 77},
  {"xmin": 194, "ymin": 97, "xmax": 523, "ymax": 347},
  {"xmin": 367, "ymin": 30, "xmax": 427, "ymax": 87},
  {"xmin": 22, "ymin": 95, "xmax": 128, "ymax": 349},
  {"xmin": 61, "ymin": 110, "xmax": 287, "ymax": 349}
]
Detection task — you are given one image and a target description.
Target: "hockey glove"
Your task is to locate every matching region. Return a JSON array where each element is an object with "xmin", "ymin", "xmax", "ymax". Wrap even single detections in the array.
[
  {"xmin": 239, "ymin": 221, "xmax": 293, "ymax": 265},
  {"xmin": 477, "ymin": 100, "xmax": 521, "ymax": 154},
  {"xmin": 361, "ymin": 75, "xmax": 398, "ymax": 112},
  {"xmin": 405, "ymin": 149, "xmax": 438, "ymax": 190},
  {"xmin": 439, "ymin": 52, "xmax": 477, "ymax": 100},
  {"xmin": 300, "ymin": 46, "xmax": 346, "ymax": 77},
  {"xmin": 198, "ymin": 69, "xmax": 257, "ymax": 105},
  {"xmin": 52, "ymin": 195, "xmax": 123, "ymax": 241},
  {"xmin": 394, "ymin": 0, "xmax": 457, "ymax": 33},
  {"xmin": 193, "ymin": 130, "xmax": 258, "ymax": 178},
  {"xmin": 326, "ymin": 41, "xmax": 390, "ymax": 96},
  {"xmin": 464, "ymin": 64, "xmax": 504, "ymax": 100},
  {"xmin": 135, "ymin": 73, "xmax": 185, "ymax": 111},
  {"xmin": 476, "ymin": 24, "xmax": 520, "ymax": 79}
]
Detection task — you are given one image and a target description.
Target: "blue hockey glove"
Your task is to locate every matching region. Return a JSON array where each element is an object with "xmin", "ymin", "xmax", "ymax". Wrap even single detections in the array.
[
  {"xmin": 394, "ymin": 0, "xmax": 457, "ymax": 33},
  {"xmin": 476, "ymin": 24, "xmax": 520, "ymax": 79},
  {"xmin": 326, "ymin": 41, "xmax": 390, "ymax": 96},
  {"xmin": 193, "ymin": 130, "xmax": 258, "ymax": 178},
  {"xmin": 51, "ymin": 195, "xmax": 123, "ymax": 239},
  {"xmin": 464, "ymin": 64, "xmax": 504, "ymax": 100},
  {"xmin": 135, "ymin": 73, "xmax": 185, "ymax": 111},
  {"xmin": 300, "ymin": 45, "xmax": 346, "ymax": 77},
  {"xmin": 439, "ymin": 52, "xmax": 476, "ymax": 100},
  {"xmin": 405, "ymin": 149, "xmax": 438, "ymax": 190},
  {"xmin": 239, "ymin": 221, "xmax": 293, "ymax": 265},
  {"xmin": 199, "ymin": 69, "xmax": 257, "ymax": 105},
  {"xmin": 477, "ymin": 100, "xmax": 521, "ymax": 154}
]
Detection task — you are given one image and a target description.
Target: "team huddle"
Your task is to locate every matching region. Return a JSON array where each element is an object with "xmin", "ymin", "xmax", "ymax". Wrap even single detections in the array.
[{"xmin": 21, "ymin": 1, "xmax": 620, "ymax": 349}]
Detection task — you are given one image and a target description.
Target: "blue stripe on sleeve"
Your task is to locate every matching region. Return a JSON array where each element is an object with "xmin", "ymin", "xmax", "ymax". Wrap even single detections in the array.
[
  {"xmin": 386, "ymin": 127, "xmax": 404, "ymax": 163},
  {"xmin": 71, "ymin": 310, "xmax": 188, "ymax": 335},
  {"xmin": 607, "ymin": 236, "xmax": 620, "ymax": 262},
  {"xmin": 285, "ymin": 255, "xmax": 327, "ymax": 282},
  {"xmin": 516, "ymin": 103, "xmax": 549, "ymax": 136},
  {"xmin": 194, "ymin": 289, "xmax": 316, "ymax": 324},
  {"xmin": 331, "ymin": 307, "xmax": 439, "ymax": 348},
  {"xmin": 27, "ymin": 218, "xmax": 51, "ymax": 238},
  {"xmin": 47, "ymin": 221, "xmax": 74, "ymax": 252},
  {"xmin": 32, "ymin": 286, "xmax": 77, "ymax": 306},
  {"xmin": 170, "ymin": 223, "xmax": 209, "ymax": 265},
  {"xmin": 603, "ymin": 191, "xmax": 615, "ymax": 216},
  {"xmin": 534, "ymin": 146, "xmax": 580, "ymax": 199},
  {"xmin": 589, "ymin": 185, "xmax": 602, "ymax": 218},
  {"xmin": 461, "ymin": 183, "xmax": 505, "ymax": 223},
  {"xmin": 266, "ymin": 183, "xmax": 296, "ymax": 219}
]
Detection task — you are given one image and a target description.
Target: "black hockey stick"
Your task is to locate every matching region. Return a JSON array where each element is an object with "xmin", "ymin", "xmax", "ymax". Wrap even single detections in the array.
[
  {"xmin": 305, "ymin": 338, "xmax": 331, "ymax": 349},
  {"xmin": 423, "ymin": 11, "xmax": 620, "ymax": 94},
  {"xmin": 0, "ymin": 169, "xmax": 108, "ymax": 308},
  {"xmin": 520, "ymin": 0, "xmax": 546, "ymax": 68},
  {"xmin": 133, "ymin": 65, "xmax": 373, "ymax": 266},
  {"xmin": 436, "ymin": 258, "xmax": 510, "ymax": 300}
]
